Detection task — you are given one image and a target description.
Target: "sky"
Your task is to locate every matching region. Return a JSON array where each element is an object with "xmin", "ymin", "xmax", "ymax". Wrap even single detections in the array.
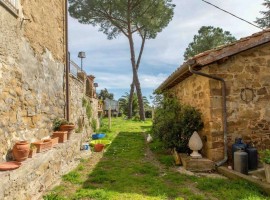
[{"xmin": 68, "ymin": 0, "xmax": 265, "ymax": 102}]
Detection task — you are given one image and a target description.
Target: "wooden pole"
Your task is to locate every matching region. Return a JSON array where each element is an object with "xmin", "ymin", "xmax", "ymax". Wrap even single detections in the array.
[
  {"xmin": 152, "ymin": 106, "xmax": 154, "ymax": 121},
  {"xmin": 108, "ymin": 108, "xmax": 111, "ymax": 130}
]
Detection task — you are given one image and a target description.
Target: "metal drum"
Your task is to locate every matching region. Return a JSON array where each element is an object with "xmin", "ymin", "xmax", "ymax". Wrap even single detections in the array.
[
  {"xmin": 246, "ymin": 145, "xmax": 258, "ymax": 170},
  {"xmin": 232, "ymin": 137, "xmax": 247, "ymax": 167},
  {"xmin": 234, "ymin": 150, "xmax": 248, "ymax": 175}
]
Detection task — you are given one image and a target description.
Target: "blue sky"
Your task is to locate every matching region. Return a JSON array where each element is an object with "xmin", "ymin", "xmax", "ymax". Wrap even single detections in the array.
[{"xmin": 68, "ymin": 0, "xmax": 264, "ymax": 102}]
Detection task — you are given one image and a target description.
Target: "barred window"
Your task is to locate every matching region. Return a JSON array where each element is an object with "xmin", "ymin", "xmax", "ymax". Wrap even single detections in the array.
[{"xmin": 0, "ymin": 0, "xmax": 19, "ymax": 17}]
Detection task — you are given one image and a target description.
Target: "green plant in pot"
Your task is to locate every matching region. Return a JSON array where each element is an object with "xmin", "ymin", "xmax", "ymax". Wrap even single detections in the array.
[
  {"xmin": 53, "ymin": 118, "xmax": 75, "ymax": 140},
  {"xmin": 260, "ymin": 149, "xmax": 270, "ymax": 183}
]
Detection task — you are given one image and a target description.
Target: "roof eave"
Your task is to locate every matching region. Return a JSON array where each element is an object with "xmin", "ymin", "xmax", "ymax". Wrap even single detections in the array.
[
  {"xmin": 156, "ymin": 31, "xmax": 270, "ymax": 93},
  {"xmin": 155, "ymin": 59, "xmax": 197, "ymax": 93}
]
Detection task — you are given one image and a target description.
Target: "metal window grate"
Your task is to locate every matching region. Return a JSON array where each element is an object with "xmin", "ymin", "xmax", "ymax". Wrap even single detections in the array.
[
  {"xmin": 69, "ymin": 60, "xmax": 86, "ymax": 78},
  {"xmin": 6, "ymin": 0, "xmax": 17, "ymax": 8}
]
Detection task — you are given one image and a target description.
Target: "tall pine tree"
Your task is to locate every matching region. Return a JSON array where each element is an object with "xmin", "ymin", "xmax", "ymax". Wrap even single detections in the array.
[
  {"xmin": 255, "ymin": 0, "xmax": 270, "ymax": 28},
  {"xmin": 183, "ymin": 26, "xmax": 236, "ymax": 60},
  {"xmin": 69, "ymin": 0, "xmax": 174, "ymax": 121}
]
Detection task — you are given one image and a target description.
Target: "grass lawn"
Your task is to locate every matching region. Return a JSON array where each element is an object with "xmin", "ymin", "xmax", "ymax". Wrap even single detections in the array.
[{"xmin": 44, "ymin": 117, "xmax": 269, "ymax": 200}]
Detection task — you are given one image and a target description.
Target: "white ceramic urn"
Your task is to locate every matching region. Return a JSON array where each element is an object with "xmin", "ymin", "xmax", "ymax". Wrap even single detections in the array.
[{"xmin": 188, "ymin": 131, "xmax": 203, "ymax": 158}]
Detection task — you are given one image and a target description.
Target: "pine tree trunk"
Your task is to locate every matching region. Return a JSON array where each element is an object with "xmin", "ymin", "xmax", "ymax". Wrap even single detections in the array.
[
  {"xmin": 127, "ymin": 32, "xmax": 146, "ymax": 120},
  {"xmin": 132, "ymin": 67, "xmax": 145, "ymax": 120},
  {"xmin": 127, "ymin": 82, "xmax": 134, "ymax": 119},
  {"xmin": 127, "ymin": 34, "xmax": 145, "ymax": 121}
]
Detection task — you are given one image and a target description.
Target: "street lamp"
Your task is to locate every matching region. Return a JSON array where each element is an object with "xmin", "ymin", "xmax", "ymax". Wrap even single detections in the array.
[{"xmin": 78, "ymin": 51, "xmax": 86, "ymax": 71}]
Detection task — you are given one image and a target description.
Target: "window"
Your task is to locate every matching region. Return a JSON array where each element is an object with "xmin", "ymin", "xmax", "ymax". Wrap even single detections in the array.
[{"xmin": 0, "ymin": 0, "xmax": 19, "ymax": 17}]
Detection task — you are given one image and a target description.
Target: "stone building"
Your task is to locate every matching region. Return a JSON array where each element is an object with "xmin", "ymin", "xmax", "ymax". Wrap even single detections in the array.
[
  {"xmin": 157, "ymin": 29, "xmax": 270, "ymax": 163},
  {"xmin": 0, "ymin": 0, "xmax": 99, "ymax": 199},
  {"xmin": 0, "ymin": 0, "xmax": 68, "ymax": 160}
]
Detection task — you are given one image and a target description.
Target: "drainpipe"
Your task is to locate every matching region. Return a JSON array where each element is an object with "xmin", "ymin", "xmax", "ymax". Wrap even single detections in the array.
[
  {"xmin": 65, "ymin": 0, "xmax": 70, "ymax": 121},
  {"xmin": 189, "ymin": 65, "xmax": 228, "ymax": 167}
]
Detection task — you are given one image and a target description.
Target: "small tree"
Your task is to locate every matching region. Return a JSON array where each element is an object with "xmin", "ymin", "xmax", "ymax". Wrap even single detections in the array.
[
  {"xmin": 152, "ymin": 94, "xmax": 203, "ymax": 152},
  {"xmin": 183, "ymin": 26, "xmax": 236, "ymax": 60},
  {"xmin": 118, "ymin": 92, "xmax": 149, "ymax": 117},
  {"xmin": 98, "ymin": 88, "xmax": 114, "ymax": 100},
  {"xmin": 255, "ymin": 0, "xmax": 270, "ymax": 28}
]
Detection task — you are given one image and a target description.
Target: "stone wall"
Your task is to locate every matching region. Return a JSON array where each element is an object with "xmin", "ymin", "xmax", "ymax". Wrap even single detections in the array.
[
  {"xmin": 169, "ymin": 68, "xmax": 213, "ymax": 159},
  {"xmin": 0, "ymin": 0, "xmax": 67, "ymax": 161},
  {"xmin": 0, "ymin": 1, "xmax": 100, "ymax": 198},
  {"xmin": 0, "ymin": 4, "xmax": 21, "ymax": 62},
  {"xmin": 208, "ymin": 43, "xmax": 270, "ymax": 161},
  {"xmin": 69, "ymin": 74, "xmax": 100, "ymax": 139},
  {"xmin": 0, "ymin": 43, "xmax": 65, "ymax": 161},
  {"xmin": 170, "ymin": 43, "xmax": 270, "ymax": 162},
  {"xmin": 21, "ymin": 0, "xmax": 66, "ymax": 61},
  {"xmin": 0, "ymin": 134, "xmax": 83, "ymax": 200}
]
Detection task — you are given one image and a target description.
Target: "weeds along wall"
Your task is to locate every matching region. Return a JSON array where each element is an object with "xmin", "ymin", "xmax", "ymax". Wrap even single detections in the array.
[{"xmin": 69, "ymin": 74, "xmax": 100, "ymax": 139}]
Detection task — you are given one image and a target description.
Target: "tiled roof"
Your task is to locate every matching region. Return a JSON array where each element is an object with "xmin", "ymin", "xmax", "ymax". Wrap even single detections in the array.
[{"xmin": 157, "ymin": 29, "xmax": 270, "ymax": 92}]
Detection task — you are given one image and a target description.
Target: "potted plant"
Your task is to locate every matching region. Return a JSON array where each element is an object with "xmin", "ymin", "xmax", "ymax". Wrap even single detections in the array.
[
  {"xmin": 28, "ymin": 144, "xmax": 37, "ymax": 158},
  {"xmin": 53, "ymin": 118, "xmax": 75, "ymax": 140},
  {"xmin": 260, "ymin": 149, "xmax": 270, "ymax": 183}
]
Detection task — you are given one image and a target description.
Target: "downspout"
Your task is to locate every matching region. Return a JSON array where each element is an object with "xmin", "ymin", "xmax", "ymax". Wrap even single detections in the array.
[
  {"xmin": 189, "ymin": 64, "xmax": 228, "ymax": 167},
  {"xmin": 65, "ymin": 0, "xmax": 70, "ymax": 121}
]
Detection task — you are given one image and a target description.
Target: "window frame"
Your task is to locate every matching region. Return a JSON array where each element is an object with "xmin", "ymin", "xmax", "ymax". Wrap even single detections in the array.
[{"xmin": 0, "ymin": 0, "xmax": 19, "ymax": 17}]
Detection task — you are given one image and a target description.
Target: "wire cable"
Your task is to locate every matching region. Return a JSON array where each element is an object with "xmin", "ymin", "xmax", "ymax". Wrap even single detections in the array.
[{"xmin": 202, "ymin": 0, "xmax": 263, "ymax": 30}]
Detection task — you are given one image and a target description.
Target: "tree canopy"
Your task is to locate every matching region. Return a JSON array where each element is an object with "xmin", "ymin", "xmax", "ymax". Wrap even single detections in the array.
[
  {"xmin": 183, "ymin": 26, "xmax": 237, "ymax": 60},
  {"xmin": 69, "ymin": 0, "xmax": 174, "ymax": 40},
  {"xmin": 69, "ymin": 0, "xmax": 174, "ymax": 121},
  {"xmin": 255, "ymin": 0, "xmax": 270, "ymax": 28},
  {"xmin": 98, "ymin": 88, "xmax": 114, "ymax": 100},
  {"xmin": 118, "ymin": 92, "xmax": 150, "ymax": 117}
]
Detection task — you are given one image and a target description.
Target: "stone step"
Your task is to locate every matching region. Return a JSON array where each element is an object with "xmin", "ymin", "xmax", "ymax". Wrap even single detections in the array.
[{"xmin": 179, "ymin": 153, "xmax": 215, "ymax": 172}]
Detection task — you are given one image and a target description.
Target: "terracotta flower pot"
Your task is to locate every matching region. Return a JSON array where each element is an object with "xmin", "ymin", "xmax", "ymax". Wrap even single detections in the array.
[
  {"xmin": 32, "ymin": 140, "xmax": 52, "ymax": 153},
  {"xmin": 51, "ymin": 136, "xmax": 59, "ymax": 147},
  {"xmin": 52, "ymin": 131, "xmax": 68, "ymax": 143},
  {"xmin": 94, "ymin": 144, "xmax": 105, "ymax": 152},
  {"xmin": 59, "ymin": 124, "xmax": 75, "ymax": 140},
  {"xmin": 12, "ymin": 141, "xmax": 30, "ymax": 162}
]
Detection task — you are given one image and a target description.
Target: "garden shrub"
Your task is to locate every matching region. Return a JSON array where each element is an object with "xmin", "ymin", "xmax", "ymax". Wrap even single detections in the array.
[
  {"xmin": 145, "ymin": 110, "xmax": 152, "ymax": 118},
  {"xmin": 152, "ymin": 93, "xmax": 203, "ymax": 153}
]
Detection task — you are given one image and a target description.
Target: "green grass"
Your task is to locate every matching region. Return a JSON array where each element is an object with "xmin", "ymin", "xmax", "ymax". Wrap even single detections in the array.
[
  {"xmin": 44, "ymin": 117, "xmax": 269, "ymax": 200},
  {"xmin": 62, "ymin": 171, "xmax": 82, "ymax": 184}
]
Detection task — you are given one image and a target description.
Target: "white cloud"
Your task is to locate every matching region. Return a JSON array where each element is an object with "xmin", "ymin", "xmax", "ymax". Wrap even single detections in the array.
[
  {"xmin": 93, "ymin": 72, "xmax": 167, "ymax": 90},
  {"xmin": 140, "ymin": 73, "xmax": 168, "ymax": 89}
]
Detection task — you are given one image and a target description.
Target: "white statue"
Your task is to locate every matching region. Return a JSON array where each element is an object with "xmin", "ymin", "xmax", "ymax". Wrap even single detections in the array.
[
  {"xmin": 188, "ymin": 131, "xmax": 203, "ymax": 158},
  {"xmin": 146, "ymin": 134, "xmax": 153, "ymax": 143}
]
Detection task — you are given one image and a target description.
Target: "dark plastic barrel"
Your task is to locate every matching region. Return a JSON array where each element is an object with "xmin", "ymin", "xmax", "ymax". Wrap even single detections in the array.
[
  {"xmin": 234, "ymin": 150, "xmax": 248, "ymax": 175},
  {"xmin": 246, "ymin": 145, "xmax": 258, "ymax": 170}
]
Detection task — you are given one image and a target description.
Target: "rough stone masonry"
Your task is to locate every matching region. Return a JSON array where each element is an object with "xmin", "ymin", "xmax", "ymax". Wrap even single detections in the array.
[{"xmin": 0, "ymin": 1, "xmax": 99, "ymax": 199}]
